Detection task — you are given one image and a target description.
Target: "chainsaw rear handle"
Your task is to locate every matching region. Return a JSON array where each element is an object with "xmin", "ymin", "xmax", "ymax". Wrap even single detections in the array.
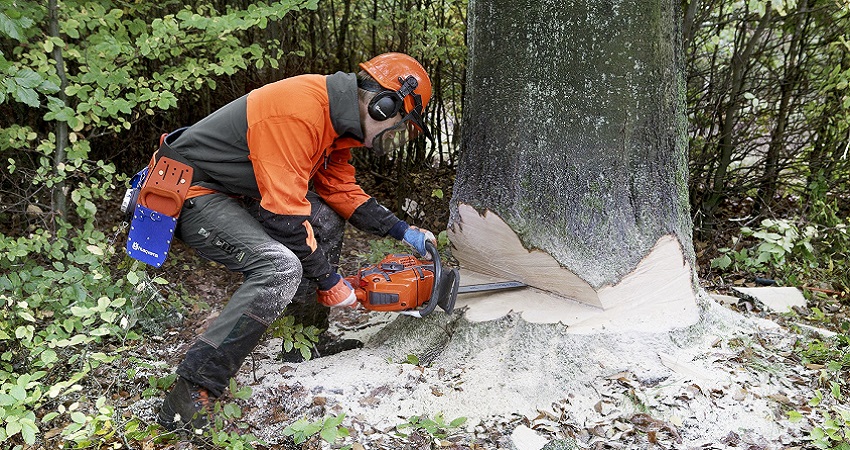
[{"xmin": 401, "ymin": 240, "xmax": 441, "ymax": 318}]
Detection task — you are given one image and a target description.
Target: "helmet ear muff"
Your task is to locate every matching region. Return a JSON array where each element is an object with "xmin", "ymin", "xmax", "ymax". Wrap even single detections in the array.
[{"xmin": 368, "ymin": 91, "xmax": 403, "ymax": 121}]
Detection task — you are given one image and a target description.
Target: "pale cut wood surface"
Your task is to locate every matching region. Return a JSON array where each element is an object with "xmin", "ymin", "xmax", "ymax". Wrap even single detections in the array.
[
  {"xmin": 449, "ymin": 203, "xmax": 602, "ymax": 307},
  {"xmin": 450, "ymin": 203, "xmax": 700, "ymax": 332}
]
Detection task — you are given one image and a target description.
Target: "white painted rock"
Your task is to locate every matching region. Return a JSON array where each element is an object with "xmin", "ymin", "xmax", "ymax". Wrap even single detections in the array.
[
  {"xmin": 731, "ymin": 287, "xmax": 807, "ymax": 313},
  {"xmin": 511, "ymin": 424, "xmax": 548, "ymax": 450}
]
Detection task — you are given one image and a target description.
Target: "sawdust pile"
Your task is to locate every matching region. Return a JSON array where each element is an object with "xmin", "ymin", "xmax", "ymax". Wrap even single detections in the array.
[{"xmin": 237, "ymin": 295, "xmax": 818, "ymax": 448}]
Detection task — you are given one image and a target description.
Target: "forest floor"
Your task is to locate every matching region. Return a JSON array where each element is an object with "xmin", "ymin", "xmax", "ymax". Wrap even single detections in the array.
[
  {"xmin": 119, "ymin": 220, "xmax": 848, "ymax": 450},
  {"xmin": 93, "ymin": 169, "xmax": 848, "ymax": 450}
]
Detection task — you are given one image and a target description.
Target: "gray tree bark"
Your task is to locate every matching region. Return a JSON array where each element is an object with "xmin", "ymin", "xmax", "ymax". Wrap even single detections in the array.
[
  {"xmin": 49, "ymin": 0, "xmax": 69, "ymax": 219},
  {"xmin": 450, "ymin": 0, "xmax": 696, "ymax": 307}
]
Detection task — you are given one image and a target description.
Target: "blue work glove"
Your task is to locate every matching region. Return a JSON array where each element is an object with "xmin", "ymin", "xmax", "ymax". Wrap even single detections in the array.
[{"xmin": 402, "ymin": 226, "xmax": 437, "ymax": 259}]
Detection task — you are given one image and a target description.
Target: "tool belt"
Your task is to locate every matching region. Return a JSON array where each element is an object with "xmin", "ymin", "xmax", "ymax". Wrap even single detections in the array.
[
  {"xmin": 124, "ymin": 128, "xmax": 199, "ymax": 268},
  {"xmin": 155, "ymin": 128, "xmax": 212, "ymax": 184}
]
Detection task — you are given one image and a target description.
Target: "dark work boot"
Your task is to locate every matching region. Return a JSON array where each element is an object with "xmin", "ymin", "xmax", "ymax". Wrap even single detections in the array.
[{"xmin": 158, "ymin": 377, "xmax": 215, "ymax": 433}]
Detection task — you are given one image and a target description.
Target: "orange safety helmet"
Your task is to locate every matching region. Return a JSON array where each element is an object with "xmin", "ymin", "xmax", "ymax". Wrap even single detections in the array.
[{"xmin": 359, "ymin": 52, "xmax": 432, "ymax": 115}]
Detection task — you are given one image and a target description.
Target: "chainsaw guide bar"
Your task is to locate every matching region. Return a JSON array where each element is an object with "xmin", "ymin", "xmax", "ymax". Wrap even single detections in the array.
[{"xmin": 456, "ymin": 280, "xmax": 527, "ymax": 294}]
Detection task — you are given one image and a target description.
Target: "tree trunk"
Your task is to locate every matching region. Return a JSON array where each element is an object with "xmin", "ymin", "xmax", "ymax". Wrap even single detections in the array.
[
  {"xmin": 449, "ymin": 0, "xmax": 698, "ymax": 324},
  {"xmin": 48, "ymin": 0, "xmax": 69, "ymax": 219}
]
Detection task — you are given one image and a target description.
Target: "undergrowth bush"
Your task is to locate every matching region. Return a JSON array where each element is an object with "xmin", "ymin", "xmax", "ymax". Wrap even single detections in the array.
[
  {"xmin": 711, "ymin": 210, "xmax": 850, "ymax": 292},
  {"xmin": 0, "ymin": 220, "xmax": 155, "ymax": 447},
  {"xmin": 0, "ymin": 1, "xmax": 318, "ymax": 447}
]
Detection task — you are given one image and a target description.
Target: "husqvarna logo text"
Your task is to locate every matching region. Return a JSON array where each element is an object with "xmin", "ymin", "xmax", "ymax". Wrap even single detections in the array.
[{"xmin": 132, "ymin": 241, "xmax": 160, "ymax": 259}]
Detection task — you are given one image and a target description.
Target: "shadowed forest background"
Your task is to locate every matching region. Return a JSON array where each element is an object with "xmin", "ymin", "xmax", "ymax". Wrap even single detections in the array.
[{"xmin": 1, "ymin": 0, "xmax": 849, "ymax": 448}]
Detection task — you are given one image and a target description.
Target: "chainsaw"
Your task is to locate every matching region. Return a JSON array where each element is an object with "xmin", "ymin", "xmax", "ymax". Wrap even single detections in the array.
[{"xmin": 344, "ymin": 241, "xmax": 526, "ymax": 318}]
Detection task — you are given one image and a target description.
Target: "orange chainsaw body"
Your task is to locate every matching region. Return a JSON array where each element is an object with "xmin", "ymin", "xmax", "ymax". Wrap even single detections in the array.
[{"xmin": 345, "ymin": 253, "xmax": 436, "ymax": 312}]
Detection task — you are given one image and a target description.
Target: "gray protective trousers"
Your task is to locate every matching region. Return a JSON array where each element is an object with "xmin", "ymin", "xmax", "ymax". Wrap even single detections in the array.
[{"xmin": 173, "ymin": 191, "xmax": 343, "ymax": 396}]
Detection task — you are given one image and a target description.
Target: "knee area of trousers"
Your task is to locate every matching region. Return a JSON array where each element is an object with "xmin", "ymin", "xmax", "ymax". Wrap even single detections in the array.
[
  {"xmin": 249, "ymin": 244, "xmax": 302, "ymax": 322},
  {"xmin": 253, "ymin": 243, "xmax": 302, "ymax": 280}
]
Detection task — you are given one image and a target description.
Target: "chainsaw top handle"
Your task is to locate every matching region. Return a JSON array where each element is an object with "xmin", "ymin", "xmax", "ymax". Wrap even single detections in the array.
[{"xmin": 401, "ymin": 240, "xmax": 441, "ymax": 318}]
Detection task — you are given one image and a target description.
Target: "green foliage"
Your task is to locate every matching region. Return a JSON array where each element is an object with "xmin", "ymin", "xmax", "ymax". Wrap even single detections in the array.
[
  {"xmin": 711, "ymin": 218, "xmax": 817, "ymax": 271},
  {"xmin": 283, "ymin": 413, "xmax": 350, "ymax": 447},
  {"xmin": 710, "ymin": 216, "xmax": 849, "ymax": 291},
  {"xmin": 142, "ymin": 373, "xmax": 177, "ymax": 399},
  {"xmin": 361, "ymin": 233, "xmax": 451, "ymax": 264},
  {"xmin": 799, "ymin": 334, "xmax": 850, "ymax": 376},
  {"xmin": 687, "ymin": 0, "xmax": 850, "ymax": 229},
  {"xmin": 791, "ymin": 333, "xmax": 850, "ymax": 449},
  {"xmin": 809, "ymin": 407, "xmax": 850, "ymax": 450},
  {"xmin": 363, "ymin": 237, "xmax": 410, "ymax": 263},
  {"xmin": 0, "ymin": 1, "xmax": 317, "ymax": 447},
  {"xmin": 1, "ymin": 0, "xmax": 318, "ymax": 221},
  {"xmin": 268, "ymin": 315, "xmax": 321, "ymax": 361},
  {"xmin": 0, "ymin": 224, "xmax": 145, "ymax": 446},
  {"xmin": 207, "ymin": 379, "xmax": 265, "ymax": 449},
  {"xmin": 395, "ymin": 413, "xmax": 467, "ymax": 440},
  {"xmin": 388, "ymin": 353, "xmax": 421, "ymax": 365}
]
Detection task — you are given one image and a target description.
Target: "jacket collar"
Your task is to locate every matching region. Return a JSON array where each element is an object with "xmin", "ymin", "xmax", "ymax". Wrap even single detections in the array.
[{"xmin": 326, "ymin": 72, "xmax": 364, "ymax": 143}]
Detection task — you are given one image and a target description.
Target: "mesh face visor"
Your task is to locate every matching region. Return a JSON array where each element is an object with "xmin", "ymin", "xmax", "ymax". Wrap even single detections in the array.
[
  {"xmin": 372, "ymin": 115, "xmax": 420, "ymax": 156},
  {"xmin": 371, "ymin": 92, "xmax": 434, "ymax": 156}
]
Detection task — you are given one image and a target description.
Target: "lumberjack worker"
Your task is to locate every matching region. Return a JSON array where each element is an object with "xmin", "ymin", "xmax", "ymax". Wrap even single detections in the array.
[{"xmin": 156, "ymin": 53, "xmax": 437, "ymax": 432}]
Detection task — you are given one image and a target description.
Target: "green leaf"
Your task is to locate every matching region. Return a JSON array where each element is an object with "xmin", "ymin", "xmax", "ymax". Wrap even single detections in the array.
[
  {"xmin": 126, "ymin": 271, "xmax": 139, "ymax": 285},
  {"xmin": 449, "ymin": 416, "xmax": 467, "ymax": 427},
  {"xmin": 830, "ymin": 381, "xmax": 842, "ymax": 400},
  {"xmin": 710, "ymin": 254, "xmax": 732, "ymax": 270},
  {"xmin": 304, "ymin": 421, "xmax": 322, "ymax": 436},
  {"xmin": 20, "ymin": 418, "xmax": 37, "ymax": 445},
  {"xmin": 233, "ymin": 386, "xmax": 252, "ymax": 400},
  {"xmin": 320, "ymin": 424, "xmax": 338, "ymax": 443},
  {"xmin": 10, "ymin": 385, "xmax": 26, "ymax": 401},
  {"xmin": 787, "ymin": 410, "xmax": 803, "ymax": 423},
  {"xmin": 40, "ymin": 349, "xmax": 58, "ymax": 365},
  {"xmin": 6, "ymin": 420, "xmax": 22, "ymax": 438},
  {"xmin": 223, "ymin": 403, "xmax": 241, "ymax": 418},
  {"xmin": 15, "ymin": 87, "xmax": 39, "ymax": 107},
  {"xmin": 70, "ymin": 411, "xmax": 87, "ymax": 424},
  {"xmin": 0, "ymin": 12, "xmax": 25, "ymax": 41}
]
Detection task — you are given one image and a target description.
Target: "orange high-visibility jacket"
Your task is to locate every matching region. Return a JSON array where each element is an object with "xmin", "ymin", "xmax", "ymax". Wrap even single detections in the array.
[{"xmin": 167, "ymin": 72, "xmax": 408, "ymax": 281}]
